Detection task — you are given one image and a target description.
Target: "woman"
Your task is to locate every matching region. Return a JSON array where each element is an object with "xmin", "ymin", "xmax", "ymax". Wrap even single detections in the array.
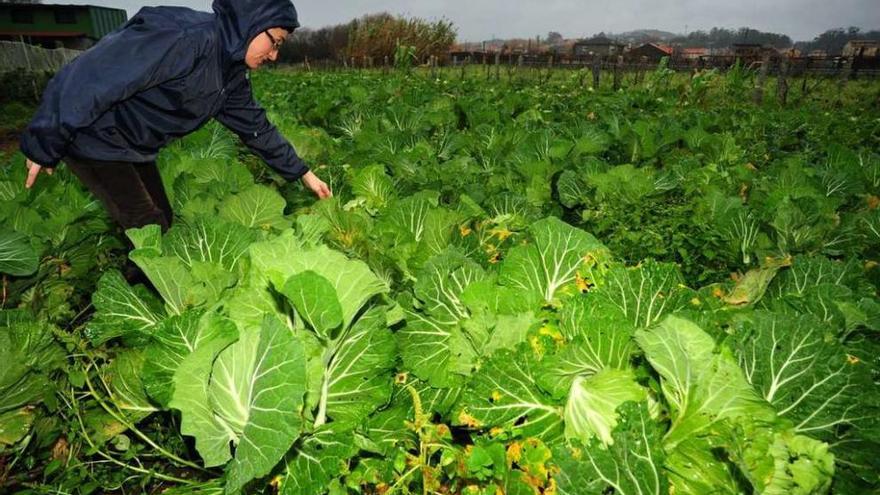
[{"xmin": 19, "ymin": 0, "xmax": 331, "ymax": 233}]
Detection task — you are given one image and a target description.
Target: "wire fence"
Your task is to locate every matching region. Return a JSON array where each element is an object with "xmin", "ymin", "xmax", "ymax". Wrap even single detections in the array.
[{"xmin": 0, "ymin": 40, "xmax": 81, "ymax": 72}]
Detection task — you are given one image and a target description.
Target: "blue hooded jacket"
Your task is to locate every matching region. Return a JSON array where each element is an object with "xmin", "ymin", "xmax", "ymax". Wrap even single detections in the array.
[{"xmin": 19, "ymin": 0, "xmax": 309, "ymax": 181}]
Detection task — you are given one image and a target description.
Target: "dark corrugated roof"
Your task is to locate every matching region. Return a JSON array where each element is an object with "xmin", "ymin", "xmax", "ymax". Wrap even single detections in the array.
[
  {"xmin": 0, "ymin": 3, "xmax": 125, "ymax": 13},
  {"xmin": 0, "ymin": 31, "xmax": 87, "ymax": 37}
]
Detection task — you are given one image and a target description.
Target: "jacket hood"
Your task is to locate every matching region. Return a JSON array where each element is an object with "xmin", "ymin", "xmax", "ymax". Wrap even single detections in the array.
[{"xmin": 213, "ymin": 0, "xmax": 300, "ymax": 63}]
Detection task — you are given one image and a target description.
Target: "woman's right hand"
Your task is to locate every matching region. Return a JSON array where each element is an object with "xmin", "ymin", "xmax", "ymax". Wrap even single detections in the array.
[{"xmin": 25, "ymin": 159, "xmax": 53, "ymax": 189}]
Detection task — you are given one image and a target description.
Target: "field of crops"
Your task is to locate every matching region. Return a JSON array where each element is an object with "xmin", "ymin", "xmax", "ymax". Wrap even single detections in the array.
[{"xmin": 1, "ymin": 65, "xmax": 879, "ymax": 494}]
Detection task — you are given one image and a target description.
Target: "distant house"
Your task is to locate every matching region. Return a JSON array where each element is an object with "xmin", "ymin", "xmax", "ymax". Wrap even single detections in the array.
[
  {"xmin": 732, "ymin": 43, "xmax": 780, "ymax": 61},
  {"xmin": 843, "ymin": 40, "xmax": 879, "ymax": 58},
  {"xmin": 572, "ymin": 36, "xmax": 625, "ymax": 57},
  {"xmin": 0, "ymin": 3, "xmax": 127, "ymax": 49},
  {"xmin": 680, "ymin": 47, "xmax": 709, "ymax": 60},
  {"xmin": 626, "ymin": 42, "xmax": 672, "ymax": 62}
]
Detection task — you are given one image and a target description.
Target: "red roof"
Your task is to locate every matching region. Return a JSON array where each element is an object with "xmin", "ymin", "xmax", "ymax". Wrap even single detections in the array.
[
  {"xmin": 0, "ymin": 31, "xmax": 87, "ymax": 37},
  {"xmin": 634, "ymin": 43, "xmax": 673, "ymax": 55},
  {"xmin": 682, "ymin": 48, "xmax": 708, "ymax": 55},
  {"xmin": 655, "ymin": 44, "xmax": 674, "ymax": 55}
]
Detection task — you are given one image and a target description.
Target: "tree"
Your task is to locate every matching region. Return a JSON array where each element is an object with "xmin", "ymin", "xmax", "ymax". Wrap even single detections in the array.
[
  {"xmin": 278, "ymin": 13, "xmax": 457, "ymax": 64},
  {"xmin": 546, "ymin": 31, "xmax": 564, "ymax": 45},
  {"xmin": 795, "ymin": 27, "xmax": 880, "ymax": 55}
]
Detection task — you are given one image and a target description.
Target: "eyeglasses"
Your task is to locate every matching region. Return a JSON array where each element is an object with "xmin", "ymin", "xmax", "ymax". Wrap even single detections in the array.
[{"xmin": 264, "ymin": 29, "xmax": 284, "ymax": 51}]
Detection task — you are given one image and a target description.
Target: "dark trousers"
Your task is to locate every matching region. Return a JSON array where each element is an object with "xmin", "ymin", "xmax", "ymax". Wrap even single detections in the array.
[{"xmin": 64, "ymin": 156, "xmax": 173, "ymax": 233}]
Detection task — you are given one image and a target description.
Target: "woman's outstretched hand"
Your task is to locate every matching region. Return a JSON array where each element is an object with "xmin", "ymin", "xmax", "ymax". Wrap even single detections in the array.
[
  {"xmin": 301, "ymin": 170, "xmax": 332, "ymax": 199},
  {"xmin": 25, "ymin": 159, "xmax": 53, "ymax": 189}
]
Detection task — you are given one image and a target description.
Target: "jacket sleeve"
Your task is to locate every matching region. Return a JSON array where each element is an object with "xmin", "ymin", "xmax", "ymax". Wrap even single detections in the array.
[
  {"xmin": 214, "ymin": 72, "xmax": 309, "ymax": 181},
  {"xmin": 19, "ymin": 12, "xmax": 198, "ymax": 167}
]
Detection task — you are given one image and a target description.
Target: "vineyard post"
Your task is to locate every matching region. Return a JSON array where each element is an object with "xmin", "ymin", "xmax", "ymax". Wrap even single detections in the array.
[
  {"xmin": 613, "ymin": 55, "xmax": 623, "ymax": 91},
  {"xmin": 753, "ymin": 52, "xmax": 771, "ymax": 105},
  {"xmin": 383, "ymin": 55, "xmax": 389, "ymax": 75},
  {"xmin": 800, "ymin": 57, "xmax": 809, "ymax": 98},
  {"xmin": 517, "ymin": 54, "xmax": 524, "ymax": 81},
  {"xmin": 777, "ymin": 56, "xmax": 789, "ymax": 106},
  {"xmin": 639, "ymin": 56, "xmax": 648, "ymax": 84},
  {"xmin": 592, "ymin": 53, "xmax": 601, "ymax": 89},
  {"xmin": 495, "ymin": 52, "xmax": 501, "ymax": 80},
  {"xmin": 837, "ymin": 56, "xmax": 854, "ymax": 96},
  {"xmin": 304, "ymin": 55, "xmax": 311, "ymax": 72},
  {"xmin": 485, "ymin": 53, "xmax": 490, "ymax": 80}
]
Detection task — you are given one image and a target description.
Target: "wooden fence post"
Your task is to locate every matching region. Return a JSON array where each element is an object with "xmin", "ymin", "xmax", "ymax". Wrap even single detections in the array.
[
  {"xmin": 592, "ymin": 53, "xmax": 601, "ymax": 89},
  {"xmin": 639, "ymin": 56, "xmax": 648, "ymax": 84},
  {"xmin": 495, "ymin": 52, "xmax": 501, "ymax": 80},
  {"xmin": 777, "ymin": 57, "xmax": 789, "ymax": 105},
  {"xmin": 612, "ymin": 55, "xmax": 623, "ymax": 90},
  {"xmin": 753, "ymin": 53, "xmax": 771, "ymax": 105}
]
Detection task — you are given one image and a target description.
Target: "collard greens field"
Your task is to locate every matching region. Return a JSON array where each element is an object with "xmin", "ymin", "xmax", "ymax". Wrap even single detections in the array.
[{"xmin": 1, "ymin": 65, "xmax": 880, "ymax": 494}]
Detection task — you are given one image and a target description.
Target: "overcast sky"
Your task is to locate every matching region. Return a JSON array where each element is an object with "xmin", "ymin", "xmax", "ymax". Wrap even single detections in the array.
[{"xmin": 63, "ymin": 0, "xmax": 880, "ymax": 42}]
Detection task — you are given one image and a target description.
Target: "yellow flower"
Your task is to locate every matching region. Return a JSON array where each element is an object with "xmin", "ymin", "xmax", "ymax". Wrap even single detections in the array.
[
  {"xmin": 507, "ymin": 441, "xmax": 523, "ymax": 464},
  {"xmin": 458, "ymin": 410, "xmax": 482, "ymax": 428},
  {"xmin": 489, "ymin": 227, "xmax": 513, "ymax": 241}
]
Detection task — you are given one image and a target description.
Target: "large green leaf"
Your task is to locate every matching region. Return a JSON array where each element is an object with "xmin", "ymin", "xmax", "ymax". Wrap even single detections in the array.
[
  {"xmin": 281, "ymin": 271, "xmax": 343, "ymax": 340},
  {"xmin": 539, "ymin": 300, "xmax": 636, "ymax": 398},
  {"xmin": 279, "ymin": 429, "xmax": 359, "ymax": 495},
  {"xmin": 587, "ymin": 261, "xmax": 693, "ymax": 329},
  {"xmin": 210, "ymin": 316, "xmax": 308, "ymax": 494},
  {"xmin": 251, "ymin": 236, "xmax": 388, "ymax": 329},
  {"xmin": 728, "ymin": 422, "xmax": 835, "ymax": 495},
  {"xmin": 312, "ymin": 307, "xmax": 397, "ymax": 430},
  {"xmin": 553, "ymin": 402, "xmax": 667, "ymax": 495},
  {"xmin": 164, "ymin": 218, "xmax": 255, "ymax": 274},
  {"xmin": 0, "ymin": 320, "xmax": 65, "ymax": 414},
  {"xmin": 127, "ymin": 222, "xmax": 250, "ymax": 314},
  {"xmin": 414, "ymin": 249, "xmax": 487, "ymax": 325},
  {"xmin": 128, "ymin": 252, "xmax": 205, "ymax": 314},
  {"xmin": 86, "ymin": 270, "xmax": 166, "ymax": 345},
  {"xmin": 103, "ymin": 350, "xmax": 158, "ymax": 419},
  {"xmin": 0, "ymin": 230, "xmax": 38, "ymax": 276},
  {"xmin": 247, "ymin": 236, "xmax": 395, "ymax": 432},
  {"xmin": 0, "ymin": 407, "xmax": 35, "ymax": 446},
  {"xmin": 499, "ymin": 217, "xmax": 608, "ymax": 304},
  {"xmin": 455, "ymin": 344, "xmax": 564, "ymax": 440},
  {"xmin": 730, "ymin": 311, "xmax": 879, "ymax": 440},
  {"xmin": 635, "ymin": 316, "xmax": 775, "ymax": 447},
  {"xmin": 563, "ymin": 369, "xmax": 646, "ymax": 445},
  {"xmin": 219, "ymin": 184, "xmax": 289, "ymax": 230},
  {"xmin": 169, "ymin": 322, "xmax": 239, "ymax": 467},
  {"xmin": 143, "ymin": 311, "xmax": 237, "ymax": 407},
  {"xmin": 397, "ymin": 311, "xmax": 481, "ymax": 388}
]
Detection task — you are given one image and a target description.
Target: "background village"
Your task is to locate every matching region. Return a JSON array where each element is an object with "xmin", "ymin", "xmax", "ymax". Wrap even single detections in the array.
[{"xmin": 0, "ymin": 2, "xmax": 878, "ymax": 76}]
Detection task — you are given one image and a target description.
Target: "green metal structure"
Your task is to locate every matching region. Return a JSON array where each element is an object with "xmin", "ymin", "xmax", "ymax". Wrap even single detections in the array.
[{"xmin": 0, "ymin": 3, "xmax": 127, "ymax": 48}]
